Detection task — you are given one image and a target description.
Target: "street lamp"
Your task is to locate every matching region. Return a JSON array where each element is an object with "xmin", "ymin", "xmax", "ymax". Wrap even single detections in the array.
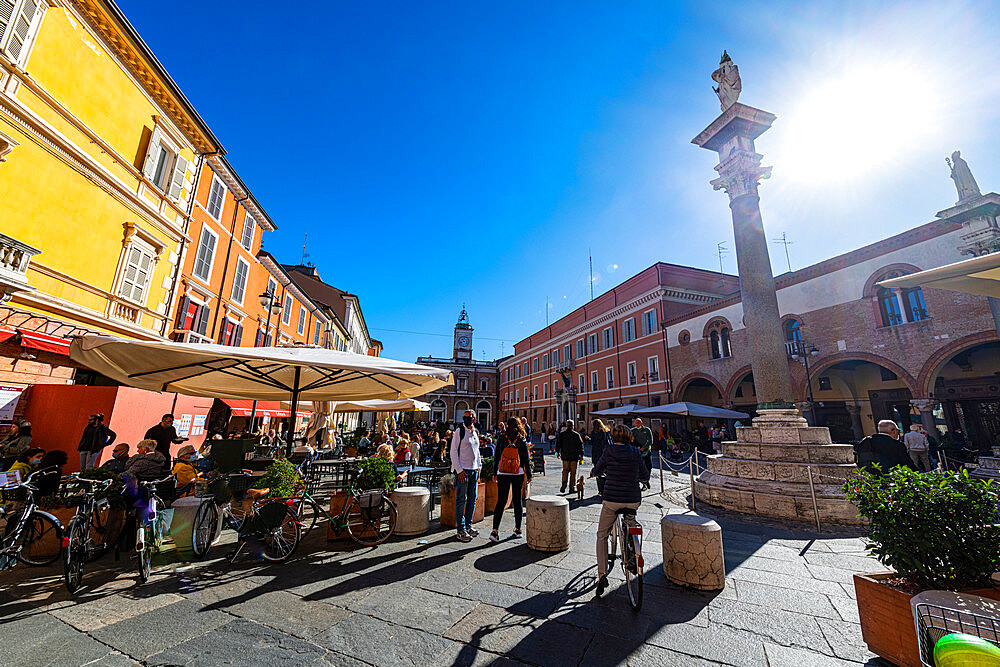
[
  {"xmin": 789, "ymin": 340, "xmax": 820, "ymax": 425},
  {"xmin": 640, "ymin": 372, "xmax": 652, "ymax": 406}
]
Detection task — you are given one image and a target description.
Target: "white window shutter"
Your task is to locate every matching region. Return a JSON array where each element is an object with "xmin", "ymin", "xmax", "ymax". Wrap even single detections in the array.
[
  {"xmin": 0, "ymin": 1, "xmax": 16, "ymax": 47},
  {"xmin": 168, "ymin": 154, "xmax": 187, "ymax": 201},
  {"xmin": 142, "ymin": 126, "xmax": 163, "ymax": 180},
  {"xmin": 2, "ymin": 0, "xmax": 44, "ymax": 65}
]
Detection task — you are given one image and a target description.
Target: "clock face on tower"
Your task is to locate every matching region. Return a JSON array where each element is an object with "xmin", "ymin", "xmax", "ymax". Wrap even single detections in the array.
[{"xmin": 458, "ymin": 336, "xmax": 469, "ymax": 347}]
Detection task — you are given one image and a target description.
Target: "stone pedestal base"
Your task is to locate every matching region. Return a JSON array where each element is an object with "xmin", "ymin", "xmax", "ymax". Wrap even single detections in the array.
[
  {"xmin": 660, "ymin": 511, "xmax": 725, "ymax": 590},
  {"xmin": 391, "ymin": 487, "xmax": 430, "ymax": 536},
  {"xmin": 525, "ymin": 495, "xmax": 570, "ymax": 552},
  {"xmin": 694, "ymin": 409, "xmax": 862, "ymax": 524}
]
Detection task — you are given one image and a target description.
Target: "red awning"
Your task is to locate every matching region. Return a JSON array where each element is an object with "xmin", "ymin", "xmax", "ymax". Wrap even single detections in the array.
[
  {"xmin": 222, "ymin": 399, "xmax": 309, "ymax": 419},
  {"xmin": 18, "ymin": 329, "xmax": 71, "ymax": 355},
  {"xmin": 0, "ymin": 326, "xmax": 15, "ymax": 343}
]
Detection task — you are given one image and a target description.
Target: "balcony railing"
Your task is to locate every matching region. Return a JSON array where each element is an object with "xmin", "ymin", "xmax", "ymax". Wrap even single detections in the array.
[{"xmin": 0, "ymin": 232, "xmax": 41, "ymax": 299}]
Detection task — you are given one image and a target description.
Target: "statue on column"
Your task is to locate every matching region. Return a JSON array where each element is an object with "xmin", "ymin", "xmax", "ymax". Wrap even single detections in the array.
[
  {"xmin": 946, "ymin": 150, "xmax": 981, "ymax": 203},
  {"xmin": 711, "ymin": 51, "xmax": 741, "ymax": 111}
]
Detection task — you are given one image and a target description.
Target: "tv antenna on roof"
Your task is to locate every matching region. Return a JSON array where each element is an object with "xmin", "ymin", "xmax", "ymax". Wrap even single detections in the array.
[
  {"xmin": 716, "ymin": 241, "xmax": 729, "ymax": 285},
  {"xmin": 301, "ymin": 232, "xmax": 310, "ymax": 265},
  {"xmin": 772, "ymin": 232, "xmax": 793, "ymax": 273}
]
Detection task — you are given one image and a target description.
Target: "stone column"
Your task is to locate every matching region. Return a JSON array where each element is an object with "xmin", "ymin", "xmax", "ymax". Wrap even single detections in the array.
[
  {"xmin": 911, "ymin": 398, "xmax": 938, "ymax": 432},
  {"xmin": 693, "ymin": 104, "xmax": 794, "ymax": 411},
  {"xmin": 845, "ymin": 403, "xmax": 865, "ymax": 440}
]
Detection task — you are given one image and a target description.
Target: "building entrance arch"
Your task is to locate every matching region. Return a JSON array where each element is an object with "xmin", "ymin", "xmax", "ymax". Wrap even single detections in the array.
[
  {"xmin": 921, "ymin": 337, "xmax": 1000, "ymax": 449},
  {"xmin": 675, "ymin": 374, "xmax": 725, "ymax": 407},
  {"xmin": 430, "ymin": 399, "xmax": 446, "ymax": 424},
  {"xmin": 476, "ymin": 400, "xmax": 492, "ymax": 428},
  {"xmin": 453, "ymin": 400, "xmax": 469, "ymax": 423}
]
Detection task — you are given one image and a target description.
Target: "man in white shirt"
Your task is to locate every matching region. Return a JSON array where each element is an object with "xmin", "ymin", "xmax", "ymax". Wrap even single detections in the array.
[
  {"xmin": 903, "ymin": 424, "xmax": 931, "ymax": 472},
  {"xmin": 451, "ymin": 410, "xmax": 482, "ymax": 542}
]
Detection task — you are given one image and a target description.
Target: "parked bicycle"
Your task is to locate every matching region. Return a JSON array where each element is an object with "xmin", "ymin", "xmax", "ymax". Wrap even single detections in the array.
[
  {"xmin": 190, "ymin": 471, "xmax": 301, "ymax": 563},
  {"xmin": 0, "ymin": 467, "xmax": 63, "ymax": 570},
  {"xmin": 607, "ymin": 507, "xmax": 644, "ymax": 610},
  {"xmin": 63, "ymin": 475, "xmax": 115, "ymax": 594},
  {"xmin": 287, "ymin": 459, "xmax": 396, "ymax": 545},
  {"xmin": 135, "ymin": 475, "xmax": 176, "ymax": 583}
]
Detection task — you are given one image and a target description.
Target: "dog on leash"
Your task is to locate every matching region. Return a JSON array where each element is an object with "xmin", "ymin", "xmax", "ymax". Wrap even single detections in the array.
[{"xmin": 576, "ymin": 475, "xmax": 585, "ymax": 500}]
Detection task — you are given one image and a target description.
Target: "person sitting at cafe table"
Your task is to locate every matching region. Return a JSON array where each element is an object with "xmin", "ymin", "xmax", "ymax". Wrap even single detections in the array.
[
  {"xmin": 125, "ymin": 439, "xmax": 168, "ymax": 481},
  {"xmin": 171, "ymin": 445, "xmax": 201, "ymax": 497},
  {"xmin": 6, "ymin": 447, "xmax": 44, "ymax": 480},
  {"xmin": 101, "ymin": 443, "xmax": 130, "ymax": 474}
]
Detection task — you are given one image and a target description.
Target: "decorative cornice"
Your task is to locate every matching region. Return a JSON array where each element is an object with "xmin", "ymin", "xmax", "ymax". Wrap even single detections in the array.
[{"xmin": 68, "ymin": 0, "xmax": 220, "ymax": 154}]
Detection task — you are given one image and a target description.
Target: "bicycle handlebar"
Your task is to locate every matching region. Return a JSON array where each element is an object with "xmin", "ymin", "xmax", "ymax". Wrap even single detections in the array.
[{"xmin": 138, "ymin": 475, "xmax": 175, "ymax": 486}]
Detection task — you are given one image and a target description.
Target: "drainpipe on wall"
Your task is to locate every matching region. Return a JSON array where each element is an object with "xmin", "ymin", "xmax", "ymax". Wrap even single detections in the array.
[
  {"xmin": 659, "ymin": 298, "xmax": 673, "ymax": 403},
  {"xmin": 612, "ymin": 287, "xmax": 624, "ymax": 404},
  {"xmin": 160, "ymin": 152, "xmax": 212, "ymax": 338}
]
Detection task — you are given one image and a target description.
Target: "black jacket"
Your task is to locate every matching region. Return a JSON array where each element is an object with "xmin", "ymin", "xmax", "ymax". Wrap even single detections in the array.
[
  {"xmin": 856, "ymin": 433, "xmax": 914, "ymax": 474},
  {"xmin": 496, "ymin": 434, "xmax": 532, "ymax": 479},
  {"xmin": 557, "ymin": 429, "xmax": 584, "ymax": 461},
  {"xmin": 592, "ymin": 441, "xmax": 647, "ymax": 504},
  {"xmin": 78, "ymin": 423, "xmax": 116, "ymax": 453},
  {"xmin": 591, "ymin": 431, "xmax": 612, "ymax": 466}
]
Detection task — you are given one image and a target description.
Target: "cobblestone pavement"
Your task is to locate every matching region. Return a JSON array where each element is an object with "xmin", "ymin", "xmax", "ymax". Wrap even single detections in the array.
[{"xmin": 0, "ymin": 454, "xmax": 887, "ymax": 666}]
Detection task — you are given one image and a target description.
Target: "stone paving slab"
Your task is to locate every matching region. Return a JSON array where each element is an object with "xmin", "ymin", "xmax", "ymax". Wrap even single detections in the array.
[{"xmin": 0, "ymin": 452, "xmax": 882, "ymax": 666}]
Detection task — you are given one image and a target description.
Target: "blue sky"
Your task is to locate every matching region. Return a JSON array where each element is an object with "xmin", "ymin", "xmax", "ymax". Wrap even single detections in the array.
[{"xmin": 120, "ymin": 0, "xmax": 1000, "ymax": 363}]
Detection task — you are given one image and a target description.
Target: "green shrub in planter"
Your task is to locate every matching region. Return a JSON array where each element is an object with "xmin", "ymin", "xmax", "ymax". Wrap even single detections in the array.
[
  {"xmin": 356, "ymin": 455, "xmax": 397, "ymax": 492},
  {"xmin": 844, "ymin": 466, "xmax": 1000, "ymax": 589},
  {"xmin": 252, "ymin": 459, "xmax": 302, "ymax": 498}
]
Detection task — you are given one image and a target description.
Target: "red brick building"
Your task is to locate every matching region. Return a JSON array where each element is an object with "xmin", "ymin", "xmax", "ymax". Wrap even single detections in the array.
[{"xmin": 499, "ymin": 219, "xmax": 1000, "ymax": 447}]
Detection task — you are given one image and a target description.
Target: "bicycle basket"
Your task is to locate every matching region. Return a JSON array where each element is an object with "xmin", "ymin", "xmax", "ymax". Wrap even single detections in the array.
[
  {"xmin": 240, "ymin": 501, "xmax": 287, "ymax": 536},
  {"xmin": 226, "ymin": 473, "xmax": 252, "ymax": 501},
  {"xmin": 357, "ymin": 491, "xmax": 385, "ymax": 522}
]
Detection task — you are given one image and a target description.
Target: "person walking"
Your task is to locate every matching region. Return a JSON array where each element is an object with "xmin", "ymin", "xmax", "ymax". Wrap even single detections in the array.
[
  {"xmin": 903, "ymin": 424, "xmax": 931, "ymax": 472},
  {"xmin": 520, "ymin": 416, "xmax": 532, "ymax": 446},
  {"xmin": 591, "ymin": 424, "xmax": 649, "ymax": 597},
  {"xmin": 856, "ymin": 420, "xmax": 914, "ymax": 475},
  {"xmin": 548, "ymin": 421, "xmax": 558, "ymax": 454},
  {"xmin": 143, "ymin": 414, "xmax": 187, "ymax": 465},
  {"xmin": 450, "ymin": 410, "xmax": 483, "ymax": 542},
  {"xmin": 590, "ymin": 418, "xmax": 613, "ymax": 495},
  {"xmin": 631, "ymin": 418, "xmax": 654, "ymax": 477},
  {"xmin": 557, "ymin": 419, "xmax": 584, "ymax": 494},
  {"xmin": 489, "ymin": 417, "xmax": 533, "ymax": 542},
  {"xmin": 77, "ymin": 413, "xmax": 116, "ymax": 471}
]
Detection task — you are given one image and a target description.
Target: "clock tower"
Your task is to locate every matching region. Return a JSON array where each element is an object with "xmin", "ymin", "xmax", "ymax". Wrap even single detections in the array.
[{"xmin": 453, "ymin": 305, "xmax": 473, "ymax": 361}]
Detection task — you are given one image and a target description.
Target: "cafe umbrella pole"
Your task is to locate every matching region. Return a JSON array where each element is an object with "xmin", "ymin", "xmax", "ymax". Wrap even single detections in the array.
[{"xmin": 287, "ymin": 366, "xmax": 301, "ymax": 457}]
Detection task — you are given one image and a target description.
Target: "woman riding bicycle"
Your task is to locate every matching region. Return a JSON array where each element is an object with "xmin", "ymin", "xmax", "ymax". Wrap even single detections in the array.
[{"xmin": 591, "ymin": 424, "xmax": 649, "ymax": 597}]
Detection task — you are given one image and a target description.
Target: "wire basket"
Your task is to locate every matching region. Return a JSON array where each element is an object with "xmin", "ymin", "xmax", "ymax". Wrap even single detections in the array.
[{"xmin": 913, "ymin": 592, "xmax": 1000, "ymax": 666}]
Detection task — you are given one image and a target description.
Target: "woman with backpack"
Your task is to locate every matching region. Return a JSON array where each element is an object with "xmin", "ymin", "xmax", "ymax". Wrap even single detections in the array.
[{"xmin": 488, "ymin": 417, "xmax": 533, "ymax": 543}]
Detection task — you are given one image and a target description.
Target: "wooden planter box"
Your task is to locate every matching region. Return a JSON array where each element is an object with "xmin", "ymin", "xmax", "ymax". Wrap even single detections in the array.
[
  {"xmin": 483, "ymin": 478, "xmax": 512, "ymax": 514},
  {"xmin": 440, "ymin": 481, "xmax": 485, "ymax": 528},
  {"xmin": 854, "ymin": 571, "xmax": 1000, "ymax": 667}
]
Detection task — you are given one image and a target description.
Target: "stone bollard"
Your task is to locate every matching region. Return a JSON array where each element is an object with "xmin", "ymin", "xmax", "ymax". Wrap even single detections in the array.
[
  {"xmin": 390, "ymin": 486, "xmax": 430, "ymax": 536},
  {"xmin": 660, "ymin": 511, "xmax": 725, "ymax": 590},
  {"xmin": 525, "ymin": 495, "xmax": 570, "ymax": 552}
]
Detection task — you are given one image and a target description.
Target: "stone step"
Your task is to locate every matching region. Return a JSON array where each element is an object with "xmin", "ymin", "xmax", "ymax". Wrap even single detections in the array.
[
  {"xmin": 696, "ymin": 470, "xmax": 847, "ymax": 499},
  {"xmin": 721, "ymin": 442, "xmax": 856, "ymax": 464},
  {"xmin": 705, "ymin": 456, "xmax": 857, "ymax": 485},
  {"xmin": 693, "ymin": 477, "xmax": 862, "ymax": 525},
  {"xmin": 736, "ymin": 425, "xmax": 833, "ymax": 445}
]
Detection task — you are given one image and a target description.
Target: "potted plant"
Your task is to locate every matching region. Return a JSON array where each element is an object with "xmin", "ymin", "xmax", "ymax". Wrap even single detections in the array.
[
  {"xmin": 253, "ymin": 459, "xmax": 302, "ymax": 498},
  {"xmin": 844, "ymin": 467, "xmax": 1000, "ymax": 667},
  {"xmin": 328, "ymin": 455, "xmax": 396, "ymax": 541},
  {"xmin": 439, "ymin": 471, "xmax": 486, "ymax": 528}
]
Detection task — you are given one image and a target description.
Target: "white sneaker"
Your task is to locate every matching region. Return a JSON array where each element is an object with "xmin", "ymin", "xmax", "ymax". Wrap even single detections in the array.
[
  {"xmin": 488, "ymin": 530, "xmax": 499, "ymax": 543},
  {"xmin": 456, "ymin": 530, "xmax": 472, "ymax": 543},
  {"xmin": 467, "ymin": 527, "xmax": 480, "ymax": 538}
]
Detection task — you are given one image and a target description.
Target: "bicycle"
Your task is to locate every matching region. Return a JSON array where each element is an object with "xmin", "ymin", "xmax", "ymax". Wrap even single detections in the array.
[
  {"xmin": 288, "ymin": 461, "xmax": 397, "ymax": 546},
  {"xmin": 0, "ymin": 467, "xmax": 63, "ymax": 570},
  {"xmin": 63, "ymin": 476, "xmax": 115, "ymax": 594},
  {"xmin": 135, "ymin": 475, "xmax": 176, "ymax": 583},
  {"xmin": 607, "ymin": 507, "xmax": 644, "ymax": 611},
  {"xmin": 191, "ymin": 471, "xmax": 301, "ymax": 563}
]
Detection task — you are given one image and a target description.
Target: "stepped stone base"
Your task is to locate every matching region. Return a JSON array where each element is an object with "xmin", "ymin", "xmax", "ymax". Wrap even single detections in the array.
[{"xmin": 693, "ymin": 409, "xmax": 862, "ymax": 525}]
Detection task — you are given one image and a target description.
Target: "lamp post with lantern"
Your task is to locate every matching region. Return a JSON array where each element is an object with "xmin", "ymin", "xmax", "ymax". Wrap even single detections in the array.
[{"xmin": 788, "ymin": 340, "xmax": 820, "ymax": 426}]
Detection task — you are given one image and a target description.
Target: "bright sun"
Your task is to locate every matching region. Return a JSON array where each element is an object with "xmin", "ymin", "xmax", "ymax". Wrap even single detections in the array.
[{"xmin": 773, "ymin": 63, "xmax": 940, "ymax": 186}]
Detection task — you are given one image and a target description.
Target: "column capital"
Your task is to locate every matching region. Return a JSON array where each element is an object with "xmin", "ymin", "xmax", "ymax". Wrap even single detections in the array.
[
  {"xmin": 844, "ymin": 402, "xmax": 862, "ymax": 415},
  {"xmin": 710, "ymin": 149, "xmax": 772, "ymax": 202},
  {"xmin": 911, "ymin": 398, "xmax": 937, "ymax": 411}
]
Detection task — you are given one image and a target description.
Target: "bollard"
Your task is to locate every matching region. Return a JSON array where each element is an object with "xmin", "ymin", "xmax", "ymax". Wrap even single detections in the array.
[
  {"xmin": 806, "ymin": 465, "xmax": 821, "ymax": 532},
  {"xmin": 659, "ymin": 450, "xmax": 664, "ymax": 492},
  {"xmin": 689, "ymin": 455, "xmax": 696, "ymax": 511}
]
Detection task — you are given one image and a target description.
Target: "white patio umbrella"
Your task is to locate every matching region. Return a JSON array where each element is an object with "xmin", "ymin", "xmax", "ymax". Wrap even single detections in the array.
[
  {"xmin": 69, "ymin": 335, "xmax": 451, "ymax": 450},
  {"xmin": 877, "ymin": 252, "xmax": 1000, "ymax": 298},
  {"xmin": 330, "ymin": 398, "xmax": 431, "ymax": 413}
]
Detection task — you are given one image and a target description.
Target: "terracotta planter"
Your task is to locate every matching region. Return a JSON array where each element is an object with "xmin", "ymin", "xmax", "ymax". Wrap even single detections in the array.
[
  {"xmin": 326, "ymin": 491, "xmax": 381, "ymax": 542},
  {"xmin": 483, "ymin": 478, "xmax": 512, "ymax": 514},
  {"xmin": 854, "ymin": 571, "xmax": 1000, "ymax": 667},
  {"xmin": 439, "ymin": 480, "xmax": 486, "ymax": 528},
  {"xmin": 25, "ymin": 507, "xmax": 75, "ymax": 560}
]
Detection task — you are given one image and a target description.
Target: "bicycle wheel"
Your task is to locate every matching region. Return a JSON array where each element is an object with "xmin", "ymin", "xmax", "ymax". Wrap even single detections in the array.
[
  {"xmin": 137, "ymin": 524, "xmax": 153, "ymax": 583},
  {"xmin": 621, "ymin": 524, "xmax": 643, "ymax": 611},
  {"xmin": 294, "ymin": 497, "xmax": 320, "ymax": 534},
  {"xmin": 260, "ymin": 505, "xmax": 301, "ymax": 562},
  {"xmin": 347, "ymin": 498, "xmax": 397, "ymax": 546},
  {"xmin": 191, "ymin": 501, "xmax": 218, "ymax": 559},
  {"xmin": 14, "ymin": 511, "xmax": 61, "ymax": 566},
  {"xmin": 63, "ymin": 517, "xmax": 86, "ymax": 594}
]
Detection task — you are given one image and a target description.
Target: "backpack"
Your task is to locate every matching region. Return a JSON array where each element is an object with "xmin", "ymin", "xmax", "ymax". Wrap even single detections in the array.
[{"xmin": 498, "ymin": 437, "xmax": 521, "ymax": 475}]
